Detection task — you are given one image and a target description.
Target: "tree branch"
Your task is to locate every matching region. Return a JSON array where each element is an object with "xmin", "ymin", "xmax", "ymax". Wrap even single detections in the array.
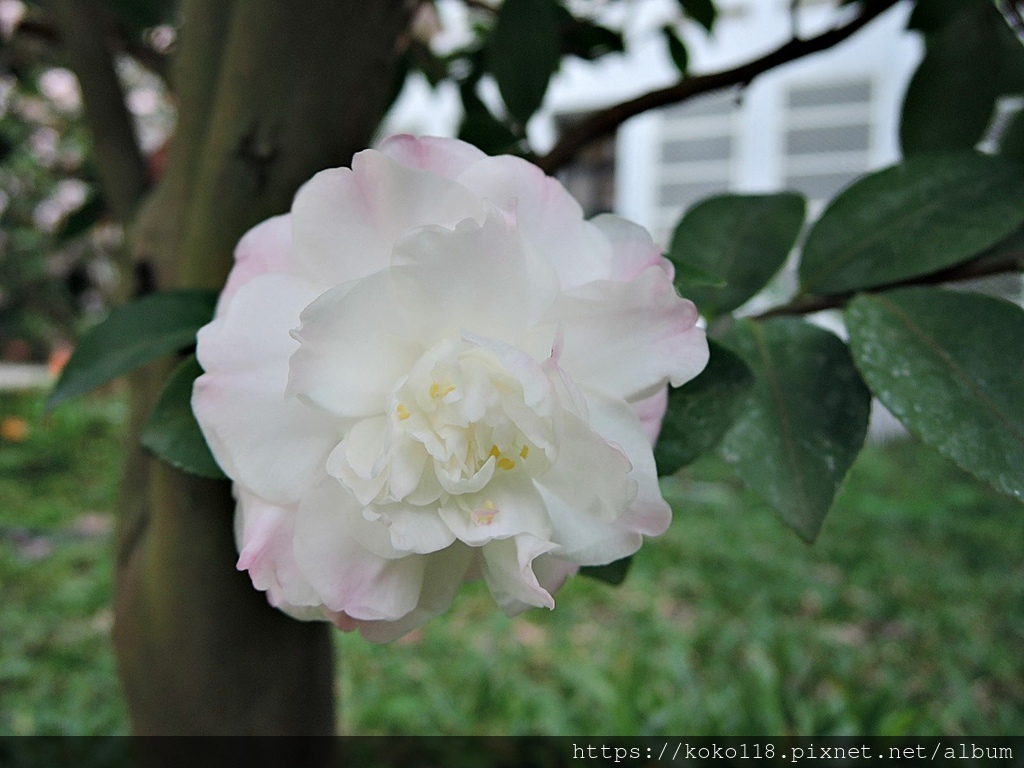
[
  {"xmin": 535, "ymin": 0, "xmax": 901, "ymax": 174},
  {"xmin": 47, "ymin": 0, "xmax": 150, "ymax": 222},
  {"xmin": 752, "ymin": 250, "xmax": 1024, "ymax": 320},
  {"xmin": 13, "ymin": 13, "xmax": 171, "ymax": 83}
]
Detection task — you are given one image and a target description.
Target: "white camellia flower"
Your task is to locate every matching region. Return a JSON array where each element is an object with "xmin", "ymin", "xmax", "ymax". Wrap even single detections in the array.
[{"xmin": 192, "ymin": 135, "xmax": 708, "ymax": 642}]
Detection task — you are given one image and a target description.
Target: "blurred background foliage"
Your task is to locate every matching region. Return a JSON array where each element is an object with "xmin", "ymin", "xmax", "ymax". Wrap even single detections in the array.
[{"xmin": 0, "ymin": 0, "xmax": 171, "ymax": 362}]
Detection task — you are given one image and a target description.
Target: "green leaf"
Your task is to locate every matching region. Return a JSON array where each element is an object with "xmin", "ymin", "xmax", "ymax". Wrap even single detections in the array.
[
  {"xmin": 907, "ymin": 0, "xmax": 979, "ymax": 34},
  {"xmin": 486, "ymin": 0, "xmax": 561, "ymax": 125},
  {"xmin": 559, "ymin": 13, "xmax": 625, "ymax": 61},
  {"xmin": 458, "ymin": 105, "xmax": 522, "ymax": 156},
  {"xmin": 579, "ymin": 556, "xmax": 631, "ymax": 585},
  {"xmin": 654, "ymin": 339, "xmax": 754, "ymax": 475},
  {"xmin": 669, "ymin": 192, "xmax": 806, "ymax": 318},
  {"xmin": 846, "ymin": 288, "xmax": 1024, "ymax": 502},
  {"xmin": 55, "ymin": 190, "xmax": 106, "ymax": 243},
  {"xmin": 678, "ymin": 0, "xmax": 717, "ymax": 33},
  {"xmin": 671, "ymin": 260, "xmax": 725, "ymax": 288},
  {"xmin": 999, "ymin": 108, "xmax": 1024, "ymax": 161},
  {"xmin": 900, "ymin": 3, "xmax": 1003, "ymax": 155},
  {"xmin": 47, "ymin": 290, "xmax": 218, "ymax": 410},
  {"xmin": 799, "ymin": 153, "xmax": 1024, "ymax": 295},
  {"xmin": 662, "ymin": 25, "xmax": 689, "ymax": 75},
  {"xmin": 719, "ymin": 319, "xmax": 871, "ymax": 542},
  {"xmin": 141, "ymin": 354, "xmax": 226, "ymax": 480}
]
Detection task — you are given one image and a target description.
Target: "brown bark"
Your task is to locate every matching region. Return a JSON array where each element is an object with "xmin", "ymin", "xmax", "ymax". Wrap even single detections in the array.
[{"xmin": 64, "ymin": 0, "xmax": 411, "ymax": 735}]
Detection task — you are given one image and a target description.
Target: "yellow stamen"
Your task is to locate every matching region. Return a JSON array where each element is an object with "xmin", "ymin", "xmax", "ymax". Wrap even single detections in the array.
[
  {"xmin": 488, "ymin": 445, "xmax": 501, "ymax": 459},
  {"xmin": 430, "ymin": 382, "xmax": 455, "ymax": 399},
  {"xmin": 396, "ymin": 404, "xmax": 410, "ymax": 420},
  {"xmin": 497, "ymin": 457, "xmax": 515, "ymax": 471},
  {"xmin": 519, "ymin": 445, "xmax": 529, "ymax": 459}
]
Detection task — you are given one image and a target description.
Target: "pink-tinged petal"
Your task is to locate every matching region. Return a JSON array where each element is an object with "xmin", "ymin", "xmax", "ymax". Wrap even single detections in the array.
[
  {"xmin": 335, "ymin": 543, "xmax": 476, "ymax": 643},
  {"xmin": 219, "ymin": 215, "xmax": 297, "ymax": 311},
  {"xmin": 481, "ymin": 534, "xmax": 560, "ymax": 614},
  {"xmin": 389, "ymin": 210, "xmax": 559, "ymax": 345},
  {"xmin": 193, "ymin": 274, "xmax": 341, "ymax": 504},
  {"xmin": 233, "ymin": 489, "xmax": 319, "ymax": 609},
  {"xmin": 377, "ymin": 134, "xmax": 487, "ymax": 179},
  {"xmin": 294, "ymin": 478, "xmax": 424, "ymax": 622},
  {"xmin": 288, "ymin": 271, "xmax": 423, "ymax": 418},
  {"xmin": 581, "ymin": 385, "xmax": 672, "ymax": 537},
  {"xmin": 631, "ymin": 386, "xmax": 669, "ymax": 445},
  {"xmin": 549, "ymin": 266, "xmax": 709, "ymax": 402},
  {"xmin": 290, "ymin": 150, "xmax": 484, "ymax": 286},
  {"xmin": 590, "ymin": 213, "xmax": 674, "ymax": 282},
  {"xmin": 454, "ymin": 155, "xmax": 613, "ymax": 290}
]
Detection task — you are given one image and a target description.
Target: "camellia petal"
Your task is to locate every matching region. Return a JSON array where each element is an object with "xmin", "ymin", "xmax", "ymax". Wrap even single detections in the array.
[
  {"xmin": 294, "ymin": 478, "xmax": 424, "ymax": 621},
  {"xmin": 550, "ymin": 267, "xmax": 709, "ymax": 402},
  {"xmin": 455, "ymin": 155, "xmax": 613, "ymax": 290},
  {"xmin": 219, "ymin": 214, "xmax": 300, "ymax": 310},
  {"xmin": 193, "ymin": 134, "xmax": 709, "ymax": 641},
  {"xmin": 591, "ymin": 213, "xmax": 673, "ymax": 283},
  {"xmin": 378, "ymin": 133, "xmax": 487, "ymax": 179},
  {"xmin": 480, "ymin": 534, "xmax": 560, "ymax": 613},
  {"xmin": 193, "ymin": 274, "xmax": 340, "ymax": 504},
  {"xmin": 287, "ymin": 271, "xmax": 423, "ymax": 418},
  {"xmin": 580, "ymin": 385, "xmax": 672, "ymax": 537},
  {"xmin": 291, "ymin": 150, "xmax": 484, "ymax": 286}
]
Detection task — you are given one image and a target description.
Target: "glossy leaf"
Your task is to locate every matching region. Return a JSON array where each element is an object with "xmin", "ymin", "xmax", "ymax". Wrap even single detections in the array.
[
  {"xmin": 907, "ymin": 0, "xmax": 980, "ymax": 35},
  {"xmin": 678, "ymin": 0, "xmax": 717, "ymax": 33},
  {"xmin": 662, "ymin": 25, "xmax": 689, "ymax": 76},
  {"xmin": 458, "ymin": 106, "xmax": 522, "ymax": 156},
  {"xmin": 999, "ymin": 108, "xmax": 1024, "ymax": 161},
  {"xmin": 560, "ymin": 12, "xmax": 625, "ymax": 60},
  {"xmin": 846, "ymin": 288, "xmax": 1024, "ymax": 501},
  {"xmin": 719, "ymin": 319, "xmax": 871, "ymax": 542},
  {"xmin": 672, "ymin": 261, "xmax": 725, "ymax": 288},
  {"xmin": 579, "ymin": 556, "xmax": 631, "ymax": 585},
  {"xmin": 141, "ymin": 354, "xmax": 226, "ymax": 480},
  {"xmin": 669, "ymin": 193, "xmax": 806, "ymax": 318},
  {"xmin": 655, "ymin": 339, "xmax": 754, "ymax": 475},
  {"xmin": 486, "ymin": 0, "xmax": 561, "ymax": 125},
  {"xmin": 799, "ymin": 153, "xmax": 1024, "ymax": 295},
  {"xmin": 900, "ymin": 3, "xmax": 1002, "ymax": 155},
  {"xmin": 47, "ymin": 290, "xmax": 218, "ymax": 410}
]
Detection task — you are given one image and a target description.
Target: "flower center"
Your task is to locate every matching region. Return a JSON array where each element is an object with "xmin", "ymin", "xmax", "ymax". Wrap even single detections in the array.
[{"xmin": 327, "ymin": 336, "xmax": 558, "ymax": 512}]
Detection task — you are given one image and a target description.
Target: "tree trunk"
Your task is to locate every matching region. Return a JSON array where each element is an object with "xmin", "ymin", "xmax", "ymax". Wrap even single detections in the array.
[{"xmin": 106, "ymin": 0, "xmax": 409, "ymax": 735}]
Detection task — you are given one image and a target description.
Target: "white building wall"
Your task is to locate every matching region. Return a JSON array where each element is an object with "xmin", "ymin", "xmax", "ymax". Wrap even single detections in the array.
[{"xmin": 387, "ymin": 0, "xmax": 920, "ymax": 239}]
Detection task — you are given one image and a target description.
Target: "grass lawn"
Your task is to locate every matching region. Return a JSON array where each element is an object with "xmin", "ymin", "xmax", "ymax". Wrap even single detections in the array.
[{"xmin": 1, "ymin": 389, "xmax": 1021, "ymax": 736}]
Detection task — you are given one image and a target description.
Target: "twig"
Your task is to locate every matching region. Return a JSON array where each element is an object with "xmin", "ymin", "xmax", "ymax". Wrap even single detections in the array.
[
  {"xmin": 48, "ymin": 0, "xmax": 150, "ymax": 222},
  {"xmin": 535, "ymin": 0, "xmax": 901, "ymax": 174},
  {"xmin": 752, "ymin": 249, "xmax": 1024, "ymax": 320},
  {"xmin": 14, "ymin": 12, "xmax": 170, "ymax": 83}
]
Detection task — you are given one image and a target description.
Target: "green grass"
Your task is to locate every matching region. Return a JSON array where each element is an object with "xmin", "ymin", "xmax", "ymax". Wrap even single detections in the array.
[{"xmin": 1, "ymin": 389, "xmax": 1022, "ymax": 735}]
